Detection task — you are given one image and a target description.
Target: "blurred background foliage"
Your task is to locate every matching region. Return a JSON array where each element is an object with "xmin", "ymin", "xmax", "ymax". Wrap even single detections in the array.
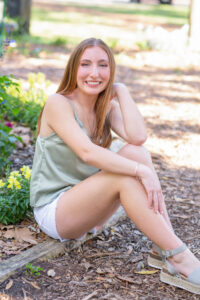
[{"xmin": 1, "ymin": 0, "xmax": 198, "ymax": 56}]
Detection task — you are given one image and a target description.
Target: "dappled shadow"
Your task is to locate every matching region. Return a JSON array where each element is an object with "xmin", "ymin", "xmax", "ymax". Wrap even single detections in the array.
[
  {"xmin": 154, "ymin": 79, "xmax": 200, "ymax": 90},
  {"xmin": 116, "ymin": 65, "xmax": 200, "ymax": 104},
  {"xmin": 146, "ymin": 120, "xmax": 200, "ymax": 139},
  {"xmin": 149, "ymin": 92, "xmax": 200, "ymax": 104},
  {"xmin": 1, "ymin": 64, "xmax": 65, "ymax": 83}
]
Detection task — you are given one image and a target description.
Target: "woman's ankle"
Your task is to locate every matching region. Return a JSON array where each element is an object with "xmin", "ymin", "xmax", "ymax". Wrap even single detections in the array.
[{"xmin": 168, "ymin": 249, "xmax": 200, "ymax": 277}]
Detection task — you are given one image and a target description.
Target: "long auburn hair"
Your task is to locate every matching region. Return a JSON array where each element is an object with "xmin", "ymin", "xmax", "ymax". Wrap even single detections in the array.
[{"xmin": 37, "ymin": 38, "xmax": 116, "ymax": 148}]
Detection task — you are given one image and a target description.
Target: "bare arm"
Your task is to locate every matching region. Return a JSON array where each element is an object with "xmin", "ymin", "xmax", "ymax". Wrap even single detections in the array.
[
  {"xmin": 45, "ymin": 94, "xmax": 139, "ymax": 177},
  {"xmin": 109, "ymin": 83, "xmax": 147, "ymax": 145},
  {"xmin": 45, "ymin": 94, "xmax": 163, "ymax": 213}
]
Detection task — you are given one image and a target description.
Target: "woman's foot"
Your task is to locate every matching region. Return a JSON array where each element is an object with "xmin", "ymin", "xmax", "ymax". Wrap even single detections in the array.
[
  {"xmin": 160, "ymin": 245, "xmax": 200, "ymax": 294},
  {"xmin": 168, "ymin": 248, "xmax": 200, "ymax": 278}
]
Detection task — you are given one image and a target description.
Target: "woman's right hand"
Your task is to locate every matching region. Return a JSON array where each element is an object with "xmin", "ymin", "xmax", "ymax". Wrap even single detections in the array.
[{"xmin": 137, "ymin": 164, "xmax": 164, "ymax": 215}]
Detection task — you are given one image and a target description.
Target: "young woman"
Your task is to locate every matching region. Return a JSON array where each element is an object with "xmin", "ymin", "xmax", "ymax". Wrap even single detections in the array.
[{"xmin": 30, "ymin": 38, "xmax": 200, "ymax": 294}]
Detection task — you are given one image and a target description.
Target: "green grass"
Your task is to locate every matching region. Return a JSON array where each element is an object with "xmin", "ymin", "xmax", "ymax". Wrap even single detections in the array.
[
  {"xmin": 32, "ymin": 3, "xmax": 189, "ymax": 26},
  {"xmin": 32, "ymin": 3, "xmax": 189, "ymax": 25},
  {"xmin": 9, "ymin": 2, "xmax": 189, "ymax": 55},
  {"xmin": 67, "ymin": 3, "xmax": 188, "ymax": 24}
]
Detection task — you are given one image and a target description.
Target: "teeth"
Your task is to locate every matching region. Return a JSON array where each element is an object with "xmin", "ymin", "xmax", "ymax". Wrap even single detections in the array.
[{"xmin": 87, "ymin": 81, "xmax": 100, "ymax": 85}]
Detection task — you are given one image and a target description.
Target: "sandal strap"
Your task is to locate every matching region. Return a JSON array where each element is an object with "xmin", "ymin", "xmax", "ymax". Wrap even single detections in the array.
[
  {"xmin": 153, "ymin": 243, "xmax": 187, "ymax": 259},
  {"xmin": 165, "ymin": 260, "xmax": 180, "ymax": 275}
]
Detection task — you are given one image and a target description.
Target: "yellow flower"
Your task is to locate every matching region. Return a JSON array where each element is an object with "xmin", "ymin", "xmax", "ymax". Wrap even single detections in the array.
[
  {"xmin": 15, "ymin": 180, "xmax": 21, "ymax": 189},
  {"xmin": 0, "ymin": 179, "xmax": 5, "ymax": 187},
  {"xmin": 7, "ymin": 176, "xmax": 21, "ymax": 189},
  {"xmin": 20, "ymin": 166, "xmax": 31, "ymax": 180},
  {"xmin": 10, "ymin": 171, "xmax": 20, "ymax": 177}
]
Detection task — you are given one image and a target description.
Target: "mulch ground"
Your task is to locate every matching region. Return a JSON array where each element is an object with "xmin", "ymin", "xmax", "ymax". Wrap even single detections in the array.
[{"xmin": 1, "ymin": 65, "xmax": 200, "ymax": 299}]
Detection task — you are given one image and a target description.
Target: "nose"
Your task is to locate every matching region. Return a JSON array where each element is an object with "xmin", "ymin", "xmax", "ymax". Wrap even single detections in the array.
[{"xmin": 90, "ymin": 64, "xmax": 99, "ymax": 77}]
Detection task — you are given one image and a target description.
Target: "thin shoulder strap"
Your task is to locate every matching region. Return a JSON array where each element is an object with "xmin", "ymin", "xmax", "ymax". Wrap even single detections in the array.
[{"xmin": 64, "ymin": 97, "xmax": 84, "ymax": 128}]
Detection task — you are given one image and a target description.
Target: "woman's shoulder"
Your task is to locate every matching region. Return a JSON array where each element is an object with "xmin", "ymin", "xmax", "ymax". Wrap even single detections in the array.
[
  {"xmin": 45, "ymin": 93, "xmax": 73, "ymax": 110},
  {"xmin": 46, "ymin": 93, "xmax": 68, "ymax": 103}
]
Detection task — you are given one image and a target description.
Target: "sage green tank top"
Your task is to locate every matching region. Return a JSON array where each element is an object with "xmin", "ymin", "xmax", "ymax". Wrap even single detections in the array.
[{"xmin": 30, "ymin": 98, "xmax": 99, "ymax": 208}]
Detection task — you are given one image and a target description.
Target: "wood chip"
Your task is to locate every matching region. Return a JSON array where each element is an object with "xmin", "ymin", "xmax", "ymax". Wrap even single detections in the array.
[{"xmin": 5, "ymin": 279, "xmax": 13, "ymax": 290}]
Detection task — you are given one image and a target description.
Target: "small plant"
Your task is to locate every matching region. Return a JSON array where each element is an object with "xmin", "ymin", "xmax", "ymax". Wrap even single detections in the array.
[
  {"xmin": 52, "ymin": 37, "xmax": 67, "ymax": 46},
  {"xmin": 0, "ymin": 166, "xmax": 32, "ymax": 224},
  {"xmin": 25, "ymin": 263, "xmax": 43, "ymax": 276},
  {"xmin": 0, "ymin": 122, "xmax": 22, "ymax": 175},
  {"xmin": 107, "ymin": 38, "xmax": 118, "ymax": 51},
  {"xmin": 137, "ymin": 40, "xmax": 151, "ymax": 51}
]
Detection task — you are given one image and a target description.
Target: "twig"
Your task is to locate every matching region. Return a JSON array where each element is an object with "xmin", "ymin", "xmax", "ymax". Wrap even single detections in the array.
[
  {"xmin": 22, "ymin": 288, "xmax": 28, "ymax": 300},
  {"xmin": 82, "ymin": 290, "xmax": 99, "ymax": 300},
  {"xmin": 87, "ymin": 252, "xmax": 120, "ymax": 258},
  {"xmin": 184, "ymin": 234, "xmax": 200, "ymax": 242},
  {"xmin": 194, "ymin": 248, "xmax": 200, "ymax": 255}
]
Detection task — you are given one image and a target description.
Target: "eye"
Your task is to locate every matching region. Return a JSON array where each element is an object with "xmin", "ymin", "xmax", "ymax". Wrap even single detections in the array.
[
  {"xmin": 81, "ymin": 63, "xmax": 89, "ymax": 66},
  {"xmin": 100, "ymin": 64, "xmax": 108, "ymax": 67}
]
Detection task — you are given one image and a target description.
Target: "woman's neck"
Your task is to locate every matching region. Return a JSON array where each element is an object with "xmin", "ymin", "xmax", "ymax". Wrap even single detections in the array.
[{"xmin": 68, "ymin": 89, "xmax": 97, "ymax": 113}]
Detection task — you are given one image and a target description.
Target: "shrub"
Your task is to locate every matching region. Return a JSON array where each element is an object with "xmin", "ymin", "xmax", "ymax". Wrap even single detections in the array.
[
  {"xmin": 4, "ymin": 72, "xmax": 49, "ymax": 131},
  {"xmin": 0, "ymin": 166, "xmax": 32, "ymax": 225},
  {"xmin": 0, "ymin": 75, "xmax": 22, "ymax": 175}
]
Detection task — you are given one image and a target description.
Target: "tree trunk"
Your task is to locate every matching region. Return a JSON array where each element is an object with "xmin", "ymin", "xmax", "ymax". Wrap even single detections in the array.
[
  {"xmin": 189, "ymin": 0, "xmax": 200, "ymax": 50},
  {"xmin": 6, "ymin": 0, "xmax": 32, "ymax": 34}
]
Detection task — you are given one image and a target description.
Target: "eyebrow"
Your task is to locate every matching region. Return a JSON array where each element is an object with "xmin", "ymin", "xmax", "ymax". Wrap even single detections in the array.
[{"xmin": 80, "ymin": 59, "xmax": 109, "ymax": 63}]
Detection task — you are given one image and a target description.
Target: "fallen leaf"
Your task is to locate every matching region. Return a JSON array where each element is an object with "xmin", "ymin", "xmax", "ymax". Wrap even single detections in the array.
[
  {"xmin": 15, "ymin": 228, "xmax": 38, "ymax": 244},
  {"xmin": 22, "ymin": 277, "xmax": 40, "ymax": 290},
  {"xmin": 134, "ymin": 270, "xmax": 159, "ymax": 275},
  {"xmin": 3, "ymin": 228, "xmax": 37, "ymax": 244},
  {"xmin": 5, "ymin": 280, "xmax": 13, "ymax": 290},
  {"xmin": 3, "ymin": 229, "xmax": 15, "ymax": 239},
  {"xmin": 95, "ymin": 276, "xmax": 105, "ymax": 281},
  {"xmin": 116, "ymin": 275, "xmax": 136, "ymax": 284}
]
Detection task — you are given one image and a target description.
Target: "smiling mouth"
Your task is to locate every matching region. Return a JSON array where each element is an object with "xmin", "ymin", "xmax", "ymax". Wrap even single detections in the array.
[{"xmin": 85, "ymin": 81, "xmax": 102, "ymax": 87}]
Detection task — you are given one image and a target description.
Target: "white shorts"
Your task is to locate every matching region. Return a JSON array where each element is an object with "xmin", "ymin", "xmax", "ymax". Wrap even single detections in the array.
[
  {"xmin": 34, "ymin": 192, "xmax": 68, "ymax": 242},
  {"xmin": 34, "ymin": 192, "xmax": 97, "ymax": 242}
]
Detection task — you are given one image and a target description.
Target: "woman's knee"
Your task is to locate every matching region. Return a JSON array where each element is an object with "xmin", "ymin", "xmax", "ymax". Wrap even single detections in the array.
[
  {"xmin": 118, "ymin": 144, "xmax": 151, "ymax": 165},
  {"xmin": 118, "ymin": 174, "xmax": 141, "ymax": 192}
]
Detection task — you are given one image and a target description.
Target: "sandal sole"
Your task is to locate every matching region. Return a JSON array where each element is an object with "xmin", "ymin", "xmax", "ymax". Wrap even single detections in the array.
[
  {"xmin": 148, "ymin": 253, "xmax": 164, "ymax": 270},
  {"xmin": 160, "ymin": 269, "xmax": 200, "ymax": 295}
]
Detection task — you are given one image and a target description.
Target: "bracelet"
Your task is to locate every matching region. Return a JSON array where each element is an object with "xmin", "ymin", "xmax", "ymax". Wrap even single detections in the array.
[{"xmin": 134, "ymin": 163, "xmax": 139, "ymax": 176}]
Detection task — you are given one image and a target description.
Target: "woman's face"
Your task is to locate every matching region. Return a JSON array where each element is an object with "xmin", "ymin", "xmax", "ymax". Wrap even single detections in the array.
[{"xmin": 76, "ymin": 46, "xmax": 110, "ymax": 97}]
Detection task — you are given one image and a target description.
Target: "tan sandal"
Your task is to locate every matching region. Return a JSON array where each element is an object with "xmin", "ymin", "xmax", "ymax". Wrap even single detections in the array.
[
  {"xmin": 159, "ymin": 243, "xmax": 200, "ymax": 294},
  {"xmin": 148, "ymin": 244, "xmax": 165, "ymax": 270}
]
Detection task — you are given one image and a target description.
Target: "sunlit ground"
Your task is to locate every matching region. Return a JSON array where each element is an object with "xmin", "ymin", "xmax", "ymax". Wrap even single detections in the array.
[{"xmin": 132, "ymin": 69, "xmax": 200, "ymax": 170}]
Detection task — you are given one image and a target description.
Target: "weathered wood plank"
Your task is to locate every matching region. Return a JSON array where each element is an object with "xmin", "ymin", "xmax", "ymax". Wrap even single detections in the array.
[{"xmin": 0, "ymin": 239, "xmax": 65, "ymax": 283}]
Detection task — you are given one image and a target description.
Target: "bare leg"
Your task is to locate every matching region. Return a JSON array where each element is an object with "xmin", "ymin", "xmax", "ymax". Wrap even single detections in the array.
[
  {"xmin": 56, "ymin": 169, "xmax": 200, "ymax": 277},
  {"xmin": 119, "ymin": 144, "xmax": 173, "ymax": 231},
  {"xmin": 95, "ymin": 143, "xmax": 173, "ymax": 231}
]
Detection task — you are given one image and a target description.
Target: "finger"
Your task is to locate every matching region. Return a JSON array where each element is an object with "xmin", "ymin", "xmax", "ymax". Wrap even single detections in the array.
[
  {"xmin": 153, "ymin": 191, "xmax": 159, "ymax": 214},
  {"xmin": 148, "ymin": 190, "xmax": 153, "ymax": 209},
  {"xmin": 158, "ymin": 191, "xmax": 164, "ymax": 214}
]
